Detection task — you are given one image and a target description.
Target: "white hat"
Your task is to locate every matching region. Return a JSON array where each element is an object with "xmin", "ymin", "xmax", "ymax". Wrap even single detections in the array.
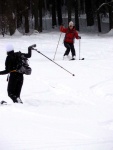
[
  {"xmin": 69, "ymin": 21, "xmax": 74, "ymax": 26},
  {"xmin": 6, "ymin": 44, "xmax": 14, "ymax": 52}
]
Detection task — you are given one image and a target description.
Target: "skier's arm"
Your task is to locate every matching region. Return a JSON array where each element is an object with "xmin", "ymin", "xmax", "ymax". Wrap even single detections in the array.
[
  {"xmin": 74, "ymin": 30, "xmax": 81, "ymax": 39},
  {"xmin": 60, "ymin": 26, "xmax": 67, "ymax": 33},
  {"xmin": 74, "ymin": 30, "xmax": 79, "ymax": 39},
  {"xmin": 0, "ymin": 70, "xmax": 9, "ymax": 75},
  {"xmin": 22, "ymin": 47, "xmax": 32, "ymax": 58},
  {"xmin": 0, "ymin": 57, "xmax": 10, "ymax": 75}
]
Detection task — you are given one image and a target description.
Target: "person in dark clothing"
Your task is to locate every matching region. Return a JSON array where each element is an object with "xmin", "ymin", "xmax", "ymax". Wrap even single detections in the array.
[
  {"xmin": 60, "ymin": 21, "xmax": 81, "ymax": 60},
  {"xmin": 0, "ymin": 44, "xmax": 32, "ymax": 103}
]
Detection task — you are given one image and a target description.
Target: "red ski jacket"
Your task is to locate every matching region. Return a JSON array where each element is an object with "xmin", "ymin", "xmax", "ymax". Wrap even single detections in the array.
[{"xmin": 60, "ymin": 26, "xmax": 79, "ymax": 43}]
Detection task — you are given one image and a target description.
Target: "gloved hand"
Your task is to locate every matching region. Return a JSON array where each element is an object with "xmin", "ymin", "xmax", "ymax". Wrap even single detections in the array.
[
  {"xmin": 60, "ymin": 23, "xmax": 65, "ymax": 29},
  {"xmin": 78, "ymin": 36, "xmax": 81, "ymax": 39},
  {"xmin": 28, "ymin": 44, "xmax": 36, "ymax": 50}
]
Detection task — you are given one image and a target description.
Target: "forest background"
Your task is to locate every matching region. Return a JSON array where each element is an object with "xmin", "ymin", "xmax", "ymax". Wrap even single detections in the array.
[{"xmin": 0, "ymin": 0, "xmax": 113, "ymax": 35}]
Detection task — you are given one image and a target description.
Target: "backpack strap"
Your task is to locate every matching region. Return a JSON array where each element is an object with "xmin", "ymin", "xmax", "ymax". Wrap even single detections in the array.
[{"xmin": 10, "ymin": 70, "xmax": 17, "ymax": 72}]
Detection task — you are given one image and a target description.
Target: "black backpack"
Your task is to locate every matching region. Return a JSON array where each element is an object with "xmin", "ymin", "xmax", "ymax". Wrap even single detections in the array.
[{"xmin": 14, "ymin": 52, "xmax": 32, "ymax": 75}]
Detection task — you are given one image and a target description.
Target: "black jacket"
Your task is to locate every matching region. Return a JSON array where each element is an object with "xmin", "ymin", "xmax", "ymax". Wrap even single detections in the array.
[{"xmin": 0, "ymin": 48, "xmax": 32, "ymax": 75}]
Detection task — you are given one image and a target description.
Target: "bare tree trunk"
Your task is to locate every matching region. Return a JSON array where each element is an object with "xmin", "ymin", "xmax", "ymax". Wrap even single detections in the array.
[
  {"xmin": 0, "ymin": 0, "xmax": 5, "ymax": 36},
  {"xmin": 67, "ymin": 0, "xmax": 72, "ymax": 22},
  {"xmin": 56, "ymin": 0, "xmax": 62, "ymax": 25},
  {"xmin": 39, "ymin": 0, "xmax": 43, "ymax": 32},
  {"xmin": 75, "ymin": 0, "xmax": 79, "ymax": 31},
  {"xmin": 24, "ymin": 10, "xmax": 29, "ymax": 33},
  {"xmin": 80, "ymin": 0, "xmax": 85, "ymax": 13},
  {"xmin": 51, "ymin": 0, "xmax": 57, "ymax": 28},
  {"xmin": 6, "ymin": 0, "xmax": 16, "ymax": 35},
  {"xmin": 22, "ymin": 0, "xmax": 30, "ymax": 34},
  {"xmin": 85, "ymin": 0, "xmax": 94, "ymax": 26},
  {"xmin": 32, "ymin": 0, "xmax": 39, "ymax": 31},
  {"xmin": 16, "ymin": 0, "xmax": 23, "ymax": 29}
]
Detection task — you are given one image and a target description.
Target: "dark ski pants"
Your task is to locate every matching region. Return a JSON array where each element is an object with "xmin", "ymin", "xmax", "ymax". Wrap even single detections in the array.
[
  {"xmin": 64, "ymin": 42, "xmax": 76, "ymax": 57},
  {"xmin": 7, "ymin": 72, "xmax": 23, "ymax": 103}
]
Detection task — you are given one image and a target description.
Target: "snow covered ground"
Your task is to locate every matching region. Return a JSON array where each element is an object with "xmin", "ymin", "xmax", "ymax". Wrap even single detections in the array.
[{"xmin": 0, "ymin": 29, "xmax": 113, "ymax": 150}]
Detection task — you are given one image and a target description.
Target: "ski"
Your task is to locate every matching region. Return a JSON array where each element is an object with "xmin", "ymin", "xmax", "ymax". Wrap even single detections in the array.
[
  {"xmin": 0, "ymin": 101, "xmax": 7, "ymax": 105},
  {"xmin": 79, "ymin": 58, "xmax": 85, "ymax": 60},
  {"xmin": 70, "ymin": 58, "xmax": 75, "ymax": 61},
  {"xmin": 69, "ymin": 58, "xmax": 85, "ymax": 61}
]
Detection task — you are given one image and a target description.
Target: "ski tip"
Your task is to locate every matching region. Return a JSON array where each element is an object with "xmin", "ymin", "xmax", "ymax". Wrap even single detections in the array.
[
  {"xmin": 0, "ymin": 100, "xmax": 7, "ymax": 105},
  {"xmin": 80, "ymin": 58, "xmax": 85, "ymax": 60},
  {"xmin": 70, "ymin": 58, "xmax": 75, "ymax": 61},
  {"xmin": 72, "ymin": 74, "xmax": 75, "ymax": 76}
]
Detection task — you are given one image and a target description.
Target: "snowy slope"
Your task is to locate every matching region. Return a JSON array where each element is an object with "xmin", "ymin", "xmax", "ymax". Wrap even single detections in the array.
[{"xmin": 0, "ymin": 29, "xmax": 113, "ymax": 150}]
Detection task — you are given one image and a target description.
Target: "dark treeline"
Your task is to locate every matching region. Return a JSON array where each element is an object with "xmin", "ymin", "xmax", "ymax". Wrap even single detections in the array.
[{"xmin": 0, "ymin": 0, "xmax": 112, "ymax": 35}]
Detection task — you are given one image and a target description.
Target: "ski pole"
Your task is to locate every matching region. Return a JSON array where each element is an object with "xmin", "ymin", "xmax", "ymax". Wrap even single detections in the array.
[
  {"xmin": 34, "ymin": 49, "xmax": 75, "ymax": 76},
  {"xmin": 79, "ymin": 39, "xmax": 81, "ymax": 60},
  {"xmin": 53, "ymin": 32, "xmax": 62, "ymax": 61},
  {"xmin": 79, "ymin": 38, "xmax": 84, "ymax": 60}
]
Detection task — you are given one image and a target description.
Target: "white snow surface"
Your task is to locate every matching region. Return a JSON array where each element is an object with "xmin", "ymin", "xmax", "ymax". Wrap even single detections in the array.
[{"xmin": 0, "ymin": 29, "xmax": 113, "ymax": 150}]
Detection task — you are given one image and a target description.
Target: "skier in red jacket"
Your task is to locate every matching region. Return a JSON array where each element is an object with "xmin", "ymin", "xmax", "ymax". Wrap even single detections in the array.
[{"xmin": 60, "ymin": 21, "xmax": 81, "ymax": 60}]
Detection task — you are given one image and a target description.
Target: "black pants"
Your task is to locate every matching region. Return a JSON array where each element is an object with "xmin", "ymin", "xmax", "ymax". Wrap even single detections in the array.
[
  {"xmin": 7, "ymin": 72, "xmax": 23, "ymax": 103},
  {"xmin": 64, "ymin": 42, "xmax": 76, "ymax": 57}
]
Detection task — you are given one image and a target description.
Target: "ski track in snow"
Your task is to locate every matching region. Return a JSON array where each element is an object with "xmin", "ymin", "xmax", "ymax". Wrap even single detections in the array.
[{"xmin": 0, "ymin": 30, "xmax": 113, "ymax": 150}]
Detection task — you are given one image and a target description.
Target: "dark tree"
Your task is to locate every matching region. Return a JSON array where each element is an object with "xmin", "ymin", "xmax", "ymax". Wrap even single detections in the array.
[
  {"xmin": 5, "ymin": 0, "xmax": 16, "ymax": 35},
  {"xmin": 85, "ymin": 0, "xmax": 94, "ymax": 26},
  {"xmin": 38, "ymin": 0, "xmax": 43, "ymax": 32},
  {"xmin": 56, "ymin": 0, "xmax": 62, "ymax": 25},
  {"xmin": 23, "ymin": 0, "xmax": 30, "ymax": 33},
  {"xmin": 0, "ymin": 0, "xmax": 5, "ymax": 14},
  {"xmin": 32, "ymin": 0, "xmax": 39, "ymax": 31},
  {"xmin": 16, "ymin": 0, "xmax": 23, "ymax": 29},
  {"xmin": 80, "ymin": 0, "xmax": 85, "ymax": 13},
  {"xmin": 51, "ymin": 0, "xmax": 57, "ymax": 27},
  {"xmin": 75, "ymin": 0, "xmax": 79, "ymax": 30},
  {"xmin": 95, "ymin": 0, "xmax": 105, "ymax": 8},
  {"xmin": 0, "ymin": 0, "xmax": 6, "ymax": 36},
  {"xmin": 67, "ymin": 0, "xmax": 73, "ymax": 22}
]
